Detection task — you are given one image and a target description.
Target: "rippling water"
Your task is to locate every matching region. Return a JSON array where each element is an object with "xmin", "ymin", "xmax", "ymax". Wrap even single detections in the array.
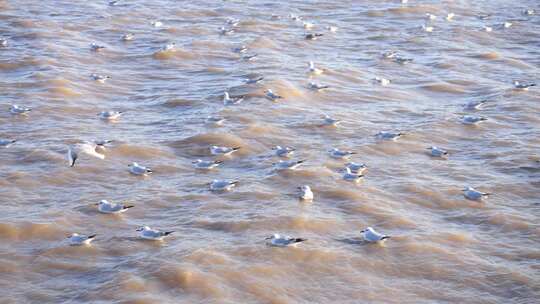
[{"xmin": 1, "ymin": 0, "xmax": 540, "ymax": 303}]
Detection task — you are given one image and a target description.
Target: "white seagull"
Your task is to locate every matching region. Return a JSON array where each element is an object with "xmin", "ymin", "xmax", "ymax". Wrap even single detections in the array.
[
  {"xmin": 345, "ymin": 162, "xmax": 367, "ymax": 174},
  {"xmin": 90, "ymin": 43, "xmax": 105, "ymax": 51},
  {"xmin": 425, "ymin": 13, "xmax": 437, "ymax": 20},
  {"xmin": 329, "ymin": 148, "xmax": 356, "ymax": 159},
  {"xmin": 219, "ymin": 27, "xmax": 234, "ymax": 35},
  {"xmin": 460, "ymin": 115, "xmax": 487, "ymax": 125},
  {"xmin": 446, "ymin": 13, "xmax": 455, "ymax": 21},
  {"xmin": 343, "ymin": 167, "xmax": 364, "ymax": 182},
  {"xmin": 206, "ymin": 116, "xmax": 225, "ymax": 126},
  {"xmin": 298, "ymin": 185, "xmax": 313, "ymax": 201},
  {"xmin": 360, "ymin": 227, "xmax": 390, "ymax": 243},
  {"xmin": 98, "ymin": 110, "xmax": 123, "ymax": 121},
  {"xmin": 129, "ymin": 162, "xmax": 153, "ymax": 176},
  {"xmin": 121, "ymin": 33, "xmax": 134, "ymax": 41},
  {"xmin": 210, "ymin": 145, "xmax": 240, "ymax": 156},
  {"xmin": 136, "ymin": 226, "xmax": 173, "ymax": 241},
  {"xmin": 91, "ymin": 73, "xmax": 111, "ymax": 83},
  {"xmin": 464, "ymin": 100, "xmax": 487, "ymax": 111},
  {"xmin": 308, "ymin": 82, "xmax": 329, "ymax": 91},
  {"xmin": 382, "ymin": 51, "xmax": 398, "ymax": 59},
  {"xmin": 9, "ymin": 104, "xmax": 31, "ymax": 115},
  {"xmin": 321, "ymin": 114, "xmax": 342, "ymax": 127},
  {"xmin": 209, "ymin": 180, "xmax": 238, "ymax": 191},
  {"xmin": 422, "ymin": 24, "xmax": 434, "ymax": 32},
  {"xmin": 223, "ymin": 91, "xmax": 244, "ymax": 105},
  {"xmin": 151, "ymin": 21, "xmax": 163, "ymax": 27},
  {"xmin": 308, "ymin": 61, "xmax": 324, "ymax": 75},
  {"xmin": 463, "ymin": 186, "xmax": 490, "ymax": 201},
  {"xmin": 376, "ymin": 131, "xmax": 403, "ymax": 141},
  {"xmin": 427, "ymin": 146, "xmax": 448, "ymax": 158},
  {"xmin": 484, "ymin": 26, "xmax": 493, "ymax": 32},
  {"xmin": 0, "ymin": 139, "xmax": 16, "ymax": 148},
  {"xmin": 513, "ymin": 81, "xmax": 536, "ymax": 91},
  {"xmin": 265, "ymin": 234, "xmax": 307, "ymax": 247},
  {"xmin": 0, "ymin": 38, "xmax": 8, "ymax": 47},
  {"xmin": 265, "ymin": 89, "xmax": 283, "ymax": 101},
  {"xmin": 374, "ymin": 77, "xmax": 391, "ymax": 86},
  {"xmin": 273, "ymin": 159, "xmax": 305, "ymax": 170},
  {"xmin": 161, "ymin": 42, "xmax": 176, "ymax": 51},
  {"xmin": 326, "ymin": 25, "xmax": 338, "ymax": 32},
  {"xmin": 96, "ymin": 200, "xmax": 134, "ymax": 214},
  {"xmin": 67, "ymin": 233, "xmax": 96, "ymax": 246},
  {"xmin": 67, "ymin": 142, "xmax": 106, "ymax": 167},
  {"xmin": 193, "ymin": 159, "xmax": 222, "ymax": 170},
  {"xmin": 273, "ymin": 145, "xmax": 295, "ymax": 158},
  {"xmin": 244, "ymin": 76, "xmax": 264, "ymax": 84}
]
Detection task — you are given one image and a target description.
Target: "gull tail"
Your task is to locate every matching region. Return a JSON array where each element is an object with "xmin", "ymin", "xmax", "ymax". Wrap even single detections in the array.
[
  {"xmin": 163, "ymin": 231, "xmax": 174, "ymax": 236},
  {"xmin": 124, "ymin": 205, "xmax": 135, "ymax": 209},
  {"xmin": 214, "ymin": 160, "xmax": 224, "ymax": 164},
  {"xmin": 87, "ymin": 234, "xmax": 97, "ymax": 239},
  {"xmin": 232, "ymin": 147, "xmax": 241, "ymax": 151},
  {"xmin": 293, "ymin": 238, "xmax": 307, "ymax": 243},
  {"xmin": 381, "ymin": 236, "xmax": 391, "ymax": 240},
  {"xmin": 230, "ymin": 181, "xmax": 239, "ymax": 186},
  {"xmin": 297, "ymin": 160, "xmax": 306, "ymax": 164}
]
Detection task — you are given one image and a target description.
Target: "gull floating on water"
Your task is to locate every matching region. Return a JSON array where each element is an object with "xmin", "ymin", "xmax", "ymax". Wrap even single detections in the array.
[
  {"xmin": 513, "ymin": 81, "xmax": 535, "ymax": 91},
  {"xmin": 376, "ymin": 131, "xmax": 403, "ymax": 141},
  {"xmin": 160, "ymin": 42, "xmax": 176, "ymax": 52},
  {"xmin": 382, "ymin": 51, "xmax": 398, "ymax": 59},
  {"xmin": 68, "ymin": 233, "xmax": 96, "ymax": 246},
  {"xmin": 308, "ymin": 82, "xmax": 329, "ymax": 91},
  {"xmin": 98, "ymin": 110, "xmax": 123, "ymax": 121},
  {"xmin": 223, "ymin": 91, "xmax": 244, "ymax": 105},
  {"xmin": 0, "ymin": 38, "xmax": 7, "ymax": 47},
  {"xmin": 265, "ymin": 89, "xmax": 283, "ymax": 101},
  {"xmin": 427, "ymin": 146, "xmax": 448, "ymax": 158},
  {"xmin": 326, "ymin": 25, "xmax": 338, "ymax": 32},
  {"xmin": 0, "ymin": 139, "xmax": 16, "ymax": 148},
  {"xmin": 265, "ymin": 234, "xmax": 307, "ymax": 247},
  {"xmin": 91, "ymin": 73, "xmax": 111, "ymax": 83},
  {"xmin": 298, "ymin": 185, "xmax": 313, "ymax": 201},
  {"xmin": 345, "ymin": 162, "xmax": 367, "ymax": 174},
  {"xmin": 374, "ymin": 77, "xmax": 391, "ymax": 86},
  {"xmin": 193, "ymin": 159, "xmax": 222, "ymax": 170},
  {"xmin": 483, "ymin": 26, "xmax": 493, "ymax": 32},
  {"xmin": 219, "ymin": 27, "xmax": 234, "ymax": 35},
  {"xmin": 463, "ymin": 186, "xmax": 490, "ymax": 201},
  {"xmin": 232, "ymin": 45, "xmax": 247, "ymax": 53},
  {"xmin": 210, "ymin": 145, "xmax": 240, "ymax": 156},
  {"xmin": 503, "ymin": 22, "xmax": 512, "ymax": 28},
  {"xmin": 206, "ymin": 116, "xmax": 225, "ymax": 126},
  {"xmin": 305, "ymin": 33, "xmax": 323, "ymax": 40},
  {"xmin": 321, "ymin": 114, "xmax": 341, "ymax": 127},
  {"xmin": 460, "ymin": 115, "xmax": 487, "ymax": 125},
  {"xmin": 273, "ymin": 145, "xmax": 295, "ymax": 157},
  {"xmin": 226, "ymin": 18, "xmax": 240, "ymax": 26},
  {"xmin": 136, "ymin": 226, "xmax": 173, "ymax": 241},
  {"xmin": 303, "ymin": 22, "xmax": 314, "ymax": 29},
  {"xmin": 129, "ymin": 162, "xmax": 152, "ymax": 176},
  {"xmin": 329, "ymin": 148, "xmax": 356, "ymax": 159},
  {"xmin": 121, "ymin": 33, "xmax": 134, "ymax": 41},
  {"xmin": 343, "ymin": 167, "xmax": 364, "ymax": 182},
  {"xmin": 464, "ymin": 100, "xmax": 487, "ymax": 111},
  {"xmin": 67, "ymin": 142, "xmax": 106, "ymax": 167},
  {"xmin": 523, "ymin": 9, "xmax": 535, "ymax": 16},
  {"xmin": 273, "ymin": 159, "xmax": 305, "ymax": 170},
  {"xmin": 96, "ymin": 200, "xmax": 134, "ymax": 214},
  {"xmin": 308, "ymin": 61, "xmax": 324, "ymax": 75},
  {"xmin": 422, "ymin": 24, "xmax": 434, "ymax": 32},
  {"xmin": 477, "ymin": 14, "xmax": 491, "ymax": 20},
  {"xmin": 242, "ymin": 53, "xmax": 258, "ymax": 61},
  {"xmin": 361, "ymin": 227, "xmax": 390, "ymax": 243},
  {"xmin": 90, "ymin": 43, "xmax": 105, "ymax": 51},
  {"xmin": 289, "ymin": 14, "xmax": 303, "ymax": 21},
  {"xmin": 426, "ymin": 13, "xmax": 437, "ymax": 20},
  {"xmin": 394, "ymin": 56, "xmax": 413, "ymax": 64},
  {"xmin": 9, "ymin": 104, "xmax": 31, "ymax": 115},
  {"xmin": 210, "ymin": 179, "xmax": 238, "ymax": 191},
  {"xmin": 151, "ymin": 21, "xmax": 163, "ymax": 27},
  {"xmin": 244, "ymin": 76, "xmax": 264, "ymax": 84},
  {"xmin": 446, "ymin": 13, "xmax": 455, "ymax": 21}
]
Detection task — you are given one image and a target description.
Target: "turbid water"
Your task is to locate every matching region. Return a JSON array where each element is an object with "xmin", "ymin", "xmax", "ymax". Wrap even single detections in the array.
[{"xmin": 1, "ymin": 0, "xmax": 539, "ymax": 303}]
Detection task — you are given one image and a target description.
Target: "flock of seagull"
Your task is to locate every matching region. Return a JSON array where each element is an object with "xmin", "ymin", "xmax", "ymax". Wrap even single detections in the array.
[{"xmin": 1, "ymin": 2, "xmax": 538, "ymax": 247}]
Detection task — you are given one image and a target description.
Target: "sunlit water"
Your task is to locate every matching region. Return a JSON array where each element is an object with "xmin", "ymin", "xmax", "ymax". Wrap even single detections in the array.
[{"xmin": 1, "ymin": 0, "xmax": 539, "ymax": 303}]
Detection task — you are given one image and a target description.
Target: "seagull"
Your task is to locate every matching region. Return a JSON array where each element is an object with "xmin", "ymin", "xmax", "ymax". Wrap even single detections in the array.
[
  {"xmin": 193, "ymin": 159, "xmax": 222, "ymax": 170},
  {"xmin": 427, "ymin": 146, "xmax": 448, "ymax": 158},
  {"xmin": 376, "ymin": 131, "xmax": 403, "ymax": 141},
  {"xmin": 223, "ymin": 92, "xmax": 244, "ymax": 105},
  {"xmin": 90, "ymin": 43, "xmax": 105, "ymax": 51},
  {"xmin": 460, "ymin": 115, "xmax": 487, "ymax": 125},
  {"xmin": 360, "ymin": 227, "xmax": 390, "ymax": 243},
  {"xmin": 513, "ymin": 81, "xmax": 536, "ymax": 91},
  {"xmin": 108, "ymin": 0, "xmax": 120, "ymax": 6},
  {"xmin": 232, "ymin": 45, "xmax": 247, "ymax": 53},
  {"xmin": 382, "ymin": 51, "xmax": 398, "ymax": 59},
  {"xmin": 226, "ymin": 18, "xmax": 240, "ymax": 26},
  {"xmin": 308, "ymin": 61, "xmax": 324, "ymax": 75},
  {"xmin": 91, "ymin": 73, "xmax": 111, "ymax": 83},
  {"xmin": 161, "ymin": 42, "xmax": 176, "ymax": 51},
  {"xmin": 477, "ymin": 14, "xmax": 491, "ymax": 20},
  {"xmin": 345, "ymin": 162, "xmax": 367, "ymax": 174},
  {"xmin": 321, "ymin": 114, "xmax": 342, "ymax": 127},
  {"xmin": 503, "ymin": 22, "xmax": 512, "ymax": 28},
  {"xmin": 298, "ymin": 185, "xmax": 313, "ymax": 201},
  {"xmin": 151, "ymin": 21, "xmax": 163, "ymax": 27},
  {"xmin": 484, "ymin": 26, "xmax": 493, "ymax": 32},
  {"xmin": 209, "ymin": 180, "xmax": 238, "ymax": 191},
  {"xmin": 136, "ymin": 226, "xmax": 173, "ymax": 241},
  {"xmin": 273, "ymin": 159, "xmax": 305, "ymax": 170},
  {"xmin": 523, "ymin": 9, "xmax": 535, "ymax": 16},
  {"xmin": 265, "ymin": 234, "xmax": 307, "ymax": 247},
  {"xmin": 329, "ymin": 148, "xmax": 356, "ymax": 159},
  {"xmin": 401, "ymin": 0, "xmax": 408, "ymax": 3},
  {"xmin": 98, "ymin": 110, "xmax": 123, "ymax": 121},
  {"xmin": 67, "ymin": 142, "xmax": 106, "ymax": 167},
  {"xmin": 394, "ymin": 56, "xmax": 413, "ymax": 64},
  {"xmin": 241, "ymin": 53, "xmax": 258, "ymax": 61},
  {"xmin": 0, "ymin": 139, "xmax": 16, "ymax": 148},
  {"xmin": 0, "ymin": 38, "xmax": 7, "ymax": 47},
  {"xmin": 308, "ymin": 82, "xmax": 329, "ymax": 91},
  {"xmin": 206, "ymin": 116, "xmax": 225, "ymax": 126},
  {"xmin": 446, "ymin": 13, "xmax": 455, "ymax": 21},
  {"xmin": 464, "ymin": 100, "xmax": 487, "ymax": 111},
  {"xmin": 265, "ymin": 89, "xmax": 283, "ymax": 101},
  {"xmin": 9, "ymin": 104, "xmax": 31, "ymax": 115},
  {"xmin": 425, "ymin": 13, "xmax": 437, "ymax": 20},
  {"xmin": 422, "ymin": 24, "xmax": 434, "ymax": 32},
  {"xmin": 128, "ymin": 162, "xmax": 152, "ymax": 176},
  {"xmin": 67, "ymin": 233, "xmax": 96, "ymax": 246},
  {"xmin": 374, "ymin": 77, "xmax": 391, "ymax": 86},
  {"xmin": 219, "ymin": 27, "xmax": 234, "ymax": 35},
  {"xmin": 210, "ymin": 145, "xmax": 240, "ymax": 156},
  {"xmin": 244, "ymin": 76, "xmax": 264, "ymax": 84},
  {"xmin": 96, "ymin": 200, "xmax": 134, "ymax": 214},
  {"xmin": 343, "ymin": 167, "xmax": 364, "ymax": 182},
  {"xmin": 273, "ymin": 145, "xmax": 295, "ymax": 157},
  {"xmin": 303, "ymin": 22, "xmax": 314, "ymax": 29},
  {"xmin": 326, "ymin": 25, "xmax": 338, "ymax": 32},
  {"xmin": 289, "ymin": 14, "xmax": 303, "ymax": 21},
  {"xmin": 121, "ymin": 33, "xmax": 134, "ymax": 41},
  {"xmin": 305, "ymin": 33, "xmax": 323, "ymax": 40},
  {"xmin": 463, "ymin": 186, "xmax": 490, "ymax": 201}
]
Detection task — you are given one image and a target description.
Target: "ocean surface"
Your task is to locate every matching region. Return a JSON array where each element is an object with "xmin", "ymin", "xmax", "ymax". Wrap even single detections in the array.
[{"xmin": 1, "ymin": 0, "xmax": 539, "ymax": 303}]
